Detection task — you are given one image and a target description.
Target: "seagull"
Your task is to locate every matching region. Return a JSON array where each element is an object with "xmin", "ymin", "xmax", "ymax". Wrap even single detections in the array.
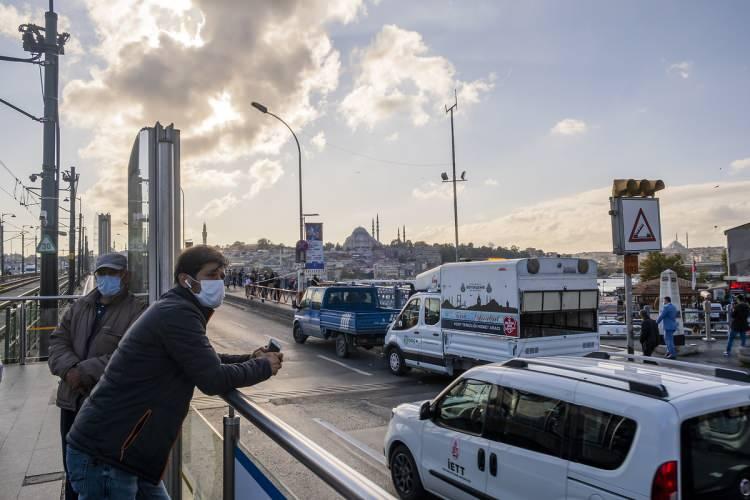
[{"xmin": 714, "ymin": 185, "xmax": 720, "ymax": 188}]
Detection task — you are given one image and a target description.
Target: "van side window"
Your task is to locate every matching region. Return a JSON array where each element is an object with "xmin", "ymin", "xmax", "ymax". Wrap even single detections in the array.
[
  {"xmin": 424, "ymin": 298, "xmax": 440, "ymax": 326},
  {"xmin": 485, "ymin": 387, "xmax": 568, "ymax": 458},
  {"xmin": 435, "ymin": 379, "xmax": 492, "ymax": 435},
  {"xmin": 569, "ymin": 407, "xmax": 636, "ymax": 470},
  {"xmin": 394, "ymin": 298, "xmax": 420, "ymax": 330}
]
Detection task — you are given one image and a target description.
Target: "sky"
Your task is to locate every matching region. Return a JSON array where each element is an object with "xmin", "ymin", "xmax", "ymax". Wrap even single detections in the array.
[{"xmin": 0, "ymin": 0, "xmax": 748, "ymax": 254}]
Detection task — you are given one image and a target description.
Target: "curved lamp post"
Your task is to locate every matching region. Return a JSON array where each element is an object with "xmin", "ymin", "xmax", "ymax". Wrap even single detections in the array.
[{"xmin": 251, "ymin": 101, "xmax": 304, "ymax": 297}]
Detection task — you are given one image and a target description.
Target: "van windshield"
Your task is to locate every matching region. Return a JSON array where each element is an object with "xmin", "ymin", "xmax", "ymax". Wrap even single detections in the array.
[{"xmin": 681, "ymin": 406, "xmax": 750, "ymax": 499}]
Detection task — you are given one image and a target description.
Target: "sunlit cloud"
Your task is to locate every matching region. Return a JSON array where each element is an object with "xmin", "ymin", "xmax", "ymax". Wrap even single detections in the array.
[
  {"xmin": 668, "ymin": 61, "xmax": 692, "ymax": 79},
  {"xmin": 550, "ymin": 118, "xmax": 587, "ymax": 136}
]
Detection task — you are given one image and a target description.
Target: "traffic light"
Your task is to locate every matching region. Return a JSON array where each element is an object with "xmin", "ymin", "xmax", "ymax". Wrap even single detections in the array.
[{"xmin": 612, "ymin": 179, "xmax": 665, "ymax": 198}]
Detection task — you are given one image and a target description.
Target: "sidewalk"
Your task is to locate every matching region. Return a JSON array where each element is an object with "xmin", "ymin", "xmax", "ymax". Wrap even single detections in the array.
[{"xmin": 0, "ymin": 362, "xmax": 64, "ymax": 500}]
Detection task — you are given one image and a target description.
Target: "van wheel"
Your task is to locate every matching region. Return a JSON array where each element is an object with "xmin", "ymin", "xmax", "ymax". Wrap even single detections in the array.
[
  {"xmin": 387, "ymin": 347, "xmax": 409, "ymax": 376},
  {"xmin": 293, "ymin": 324, "xmax": 308, "ymax": 344},
  {"xmin": 390, "ymin": 445, "xmax": 425, "ymax": 500},
  {"xmin": 335, "ymin": 334, "xmax": 350, "ymax": 358}
]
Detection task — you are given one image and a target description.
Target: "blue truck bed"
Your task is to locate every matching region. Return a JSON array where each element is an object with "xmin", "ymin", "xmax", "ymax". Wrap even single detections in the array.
[{"xmin": 320, "ymin": 309, "xmax": 398, "ymax": 335}]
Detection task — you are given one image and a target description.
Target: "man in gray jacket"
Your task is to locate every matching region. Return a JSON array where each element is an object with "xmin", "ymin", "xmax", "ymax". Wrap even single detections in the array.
[{"xmin": 49, "ymin": 253, "xmax": 146, "ymax": 500}]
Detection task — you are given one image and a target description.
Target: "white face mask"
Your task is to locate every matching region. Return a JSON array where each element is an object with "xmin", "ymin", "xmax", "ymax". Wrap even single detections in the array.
[{"xmin": 185, "ymin": 277, "xmax": 225, "ymax": 309}]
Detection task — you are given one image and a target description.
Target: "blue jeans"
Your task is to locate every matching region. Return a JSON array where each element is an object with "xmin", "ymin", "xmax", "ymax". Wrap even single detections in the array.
[
  {"xmin": 664, "ymin": 329, "xmax": 677, "ymax": 357},
  {"xmin": 66, "ymin": 446, "xmax": 170, "ymax": 500},
  {"xmin": 726, "ymin": 330, "xmax": 747, "ymax": 354}
]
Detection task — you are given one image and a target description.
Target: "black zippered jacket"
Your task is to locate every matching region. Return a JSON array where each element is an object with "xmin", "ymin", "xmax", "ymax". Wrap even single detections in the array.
[{"xmin": 66, "ymin": 286, "xmax": 271, "ymax": 484}]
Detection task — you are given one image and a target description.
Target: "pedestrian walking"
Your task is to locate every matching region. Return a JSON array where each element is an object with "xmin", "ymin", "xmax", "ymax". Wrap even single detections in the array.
[
  {"xmin": 48, "ymin": 253, "xmax": 146, "ymax": 500},
  {"xmin": 64, "ymin": 245, "xmax": 283, "ymax": 499},
  {"xmin": 725, "ymin": 295, "xmax": 750, "ymax": 356},
  {"xmin": 656, "ymin": 296, "xmax": 679, "ymax": 359},
  {"xmin": 639, "ymin": 309, "xmax": 659, "ymax": 356}
]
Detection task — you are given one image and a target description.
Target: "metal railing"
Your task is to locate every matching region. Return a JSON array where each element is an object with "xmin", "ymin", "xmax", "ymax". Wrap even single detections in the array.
[
  {"xmin": 0, "ymin": 294, "xmax": 81, "ymax": 364},
  {"xmin": 243, "ymin": 284, "xmax": 297, "ymax": 306},
  {"xmin": 218, "ymin": 389, "xmax": 395, "ymax": 500}
]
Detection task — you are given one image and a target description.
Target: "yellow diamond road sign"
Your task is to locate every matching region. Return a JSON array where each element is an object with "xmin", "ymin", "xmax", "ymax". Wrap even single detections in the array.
[{"xmin": 36, "ymin": 234, "xmax": 56, "ymax": 254}]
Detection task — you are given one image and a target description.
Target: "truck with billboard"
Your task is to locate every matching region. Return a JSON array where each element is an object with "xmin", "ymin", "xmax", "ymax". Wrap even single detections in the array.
[{"xmin": 383, "ymin": 258, "xmax": 600, "ymax": 376}]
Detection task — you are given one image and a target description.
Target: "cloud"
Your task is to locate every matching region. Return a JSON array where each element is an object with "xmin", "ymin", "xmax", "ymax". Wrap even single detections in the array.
[
  {"xmin": 668, "ymin": 61, "xmax": 692, "ymax": 79},
  {"xmin": 385, "ymin": 132, "xmax": 399, "ymax": 142},
  {"xmin": 183, "ymin": 167, "xmax": 243, "ymax": 189},
  {"xmin": 63, "ymin": 0, "xmax": 364, "ymax": 222},
  {"xmin": 196, "ymin": 193, "xmax": 239, "ymax": 218},
  {"xmin": 484, "ymin": 178, "xmax": 498, "ymax": 186},
  {"xmin": 339, "ymin": 24, "xmax": 494, "ymax": 129},
  {"xmin": 310, "ymin": 132, "xmax": 326, "ymax": 152},
  {"xmin": 730, "ymin": 158, "xmax": 750, "ymax": 173},
  {"xmin": 410, "ymin": 180, "xmax": 750, "ymax": 253},
  {"xmin": 412, "ymin": 182, "xmax": 465, "ymax": 200},
  {"xmin": 246, "ymin": 159, "xmax": 284, "ymax": 199},
  {"xmin": 550, "ymin": 118, "xmax": 587, "ymax": 136}
]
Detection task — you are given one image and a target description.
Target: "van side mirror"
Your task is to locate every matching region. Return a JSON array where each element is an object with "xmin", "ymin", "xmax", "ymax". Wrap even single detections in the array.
[{"xmin": 419, "ymin": 401, "xmax": 434, "ymax": 421}]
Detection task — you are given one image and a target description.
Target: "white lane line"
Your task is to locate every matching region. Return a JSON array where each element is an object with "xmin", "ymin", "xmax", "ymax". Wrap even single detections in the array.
[
  {"xmin": 316, "ymin": 355, "xmax": 373, "ymax": 376},
  {"xmin": 312, "ymin": 418, "xmax": 387, "ymax": 467},
  {"xmin": 264, "ymin": 334, "xmax": 289, "ymax": 345}
]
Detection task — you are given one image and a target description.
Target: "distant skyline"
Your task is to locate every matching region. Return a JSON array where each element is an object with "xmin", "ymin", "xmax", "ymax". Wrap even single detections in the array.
[{"xmin": 0, "ymin": 1, "xmax": 748, "ymax": 254}]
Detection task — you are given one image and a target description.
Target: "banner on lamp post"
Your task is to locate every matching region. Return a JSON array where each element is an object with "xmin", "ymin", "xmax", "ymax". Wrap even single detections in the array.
[{"xmin": 304, "ymin": 223, "xmax": 324, "ymax": 270}]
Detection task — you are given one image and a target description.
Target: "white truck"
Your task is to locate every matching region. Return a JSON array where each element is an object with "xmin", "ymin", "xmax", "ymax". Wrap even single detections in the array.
[{"xmin": 384, "ymin": 257, "xmax": 600, "ymax": 376}]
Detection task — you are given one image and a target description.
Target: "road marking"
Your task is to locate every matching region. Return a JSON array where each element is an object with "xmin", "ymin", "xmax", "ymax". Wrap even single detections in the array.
[
  {"xmin": 230, "ymin": 320, "xmax": 245, "ymax": 329},
  {"xmin": 316, "ymin": 355, "xmax": 373, "ymax": 376},
  {"xmin": 313, "ymin": 418, "xmax": 387, "ymax": 467},
  {"xmin": 600, "ymin": 344, "xmax": 627, "ymax": 351}
]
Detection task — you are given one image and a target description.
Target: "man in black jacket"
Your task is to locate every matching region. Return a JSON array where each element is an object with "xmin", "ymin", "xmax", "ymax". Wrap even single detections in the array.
[
  {"xmin": 65, "ymin": 245, "xmax": 282, "ymax": 499},
  {"xmin": 639, "ymin": 309, "xmax": 659, "ymax": 356}
]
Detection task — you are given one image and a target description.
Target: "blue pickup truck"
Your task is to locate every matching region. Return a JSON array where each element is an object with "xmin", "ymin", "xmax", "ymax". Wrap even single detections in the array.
[{"xmin": 293, "ymin": 286, "xmax": 399, "ymax": 358}]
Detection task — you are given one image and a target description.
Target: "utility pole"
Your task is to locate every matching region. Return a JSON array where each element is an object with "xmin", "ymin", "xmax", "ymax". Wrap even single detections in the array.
[
  {"xmin": 21, "ymin": 230, "xmax": 25, "ymax": 274},
  {"xmin": 63, "ymin": 167, "xmax": 78, "ymax": 294},
  {"xmin": 0, "ymin": 213, "xmax": 16, "ymax": 276},
  {"xmin": 38, "ymin": 1, "xmax": 66, "ymax": 358},
  {"xmin": 78, "ymin": 211, "xmax": 82, "ymax": 284},
  {"xmin": 446, "ymin": 90, "xmax": 460, "ymax": 262},
  {"xmin": 34, "ymin": 231, "xmax": 38, "ymax": 272}
]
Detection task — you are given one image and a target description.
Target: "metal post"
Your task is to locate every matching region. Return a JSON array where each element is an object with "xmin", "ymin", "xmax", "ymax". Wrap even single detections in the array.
[
  {"xmin": 625, "ymin": 272, "xmax": 634, "ymax": 355},
  {"xmin": 78, "ymin": 211, "xmax": 83, "ymax": 284},
  {"xmin": 39, "ymin": 3, "xmax": 60, "ymax": 359},
  {"xmin": 4, "ymin": 308, "xmax": 9, "ymax": 362},
  {"xmin": 34, "ymin": 233, "xmax": 37, "ymax": 273},
  {"xmin": 0, "ymin": 220, "xmax": 4, "ymax": 276},
  {"xmin": 21, "ymin": 231, "xmax": 25, "ymax": 275},
  {"xmin": 19, "ymin": 301, "xmax": 26, "ymax": 365},
  {"xmin": 223, "ymin": 406, "xmax": 239, "ymax": 500},
  {"xmin": 450, "ymin": 108, "xmax": 459, "ymax": 262},
  {"xmin": 67, "ymin": 167, "xmax": 77, "ymax": 294}
]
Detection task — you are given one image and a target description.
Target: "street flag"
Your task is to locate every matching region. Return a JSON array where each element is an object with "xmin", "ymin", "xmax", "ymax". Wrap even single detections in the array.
[{"xmin": 691, "ymin": 259, "xmax": 697, "ymax": 290}]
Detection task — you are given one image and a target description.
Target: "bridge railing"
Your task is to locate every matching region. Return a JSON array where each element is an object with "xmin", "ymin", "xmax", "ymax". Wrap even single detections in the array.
[
  {"xmin": 181, "ymin": 389, "xmax": 395, "ymax": 500},
  {"xmin": 243, "ymin": 284, "xmax": 297, "ymax": 306}
]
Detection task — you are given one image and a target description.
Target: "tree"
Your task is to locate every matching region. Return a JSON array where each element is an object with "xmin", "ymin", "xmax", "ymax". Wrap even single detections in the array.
[
  {"xmin": 722, "ymin": 249, "xmax": 728, "ymax": 273},
  {"xmin": 257, "ymin": 238, "xmax": 272, "ymax": 249},
  {"xmin": 324, "ymin": 242, "xmax": 335, "ymax": 251},
  {"xmin": 639, "ymin": 252, "xmax": 690, "ymax": 281}
]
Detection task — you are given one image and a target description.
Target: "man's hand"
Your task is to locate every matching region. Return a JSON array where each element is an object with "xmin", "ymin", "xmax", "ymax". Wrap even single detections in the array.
[
  {"xmin": 64, "ymin": 367, "xmax": 83, "ymax": 391},
  {"xmin": 251, "ymin": 346, "xmax": 268, "ymax": 358},
  {"xmin": 259, "ymin": 352, "xmax": 283, "ymax": 375}
]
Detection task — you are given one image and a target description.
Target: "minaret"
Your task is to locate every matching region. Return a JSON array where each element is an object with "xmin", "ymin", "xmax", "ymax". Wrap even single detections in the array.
[
  {"xmin": 202, "ymin": 222, "xmax": 207, "ymax": 245},
  {"xmin": 376, "ymin": 215, "xmax": 380, "ymax": 242},
  {"xmin": 403, "ymin": 225, "xmax": 406, "ymax": 242},
  {"xmin": 397, "ymin": 227, "xmax": 401, "ymax": 243},
  {"xmin": 686, "ymin": 232, "xmax": 689, "ymax": 249},
  {"xmin": 372, "ymin": 218, "xmax": 375, "ymax": 237}
]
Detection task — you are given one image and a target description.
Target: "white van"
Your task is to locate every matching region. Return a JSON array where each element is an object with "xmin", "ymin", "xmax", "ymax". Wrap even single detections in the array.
[{"xmin": 384, "ymin": 258, "xmax": 600, "ymax": 376}]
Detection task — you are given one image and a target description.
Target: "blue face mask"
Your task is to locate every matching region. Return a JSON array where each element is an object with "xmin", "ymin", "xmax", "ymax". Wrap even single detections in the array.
[{"xmin": 96, "ymin": 275, "xmax": 122, "ymax": 297}]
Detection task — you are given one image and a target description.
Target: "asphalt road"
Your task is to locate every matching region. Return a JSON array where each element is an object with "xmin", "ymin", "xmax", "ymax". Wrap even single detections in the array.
[{"xmin": 193, "ymin": 300, "xmax": 451, "ymax": 498}]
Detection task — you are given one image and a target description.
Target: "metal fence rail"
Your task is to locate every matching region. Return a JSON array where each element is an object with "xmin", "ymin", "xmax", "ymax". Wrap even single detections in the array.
[{"xmin": 221, "ymin": 389, "xmax": 395, "ymax": 500}]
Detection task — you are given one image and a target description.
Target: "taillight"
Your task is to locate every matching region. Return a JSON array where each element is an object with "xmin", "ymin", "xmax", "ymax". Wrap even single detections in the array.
[{"xmin": 652, "ymin": 461, "xmax": 678, "ymax": 500}]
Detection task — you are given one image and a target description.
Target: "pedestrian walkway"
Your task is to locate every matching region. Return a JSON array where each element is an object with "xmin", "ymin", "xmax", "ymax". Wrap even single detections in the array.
[{"xmin": 0, "ymin": 363, "xmax": 63, "ymax": 500}]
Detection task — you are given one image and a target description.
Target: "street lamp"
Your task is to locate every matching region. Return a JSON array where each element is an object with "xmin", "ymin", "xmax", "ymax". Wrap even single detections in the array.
[
  {"xmin": 251, "ymin": 101, "xmax": 304, "ymax": 298},
  {"xmin": 20, "ymin": 224, "xmax": 35, "ymax": 274},
  {"xmin": 0, "ymin": 212, "xmax": 16, "ymax": 276}
]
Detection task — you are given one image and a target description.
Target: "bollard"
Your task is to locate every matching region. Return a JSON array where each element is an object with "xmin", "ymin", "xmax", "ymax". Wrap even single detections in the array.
[{"xmin": 223, "ymin": 406, "xmax": 240, "ymax": 500}]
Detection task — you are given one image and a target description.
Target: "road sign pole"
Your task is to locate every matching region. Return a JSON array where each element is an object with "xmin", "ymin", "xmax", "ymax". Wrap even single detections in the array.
[{"xmin": 624, "ymin": 254, "xmax": 638, "ymax": 355}]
